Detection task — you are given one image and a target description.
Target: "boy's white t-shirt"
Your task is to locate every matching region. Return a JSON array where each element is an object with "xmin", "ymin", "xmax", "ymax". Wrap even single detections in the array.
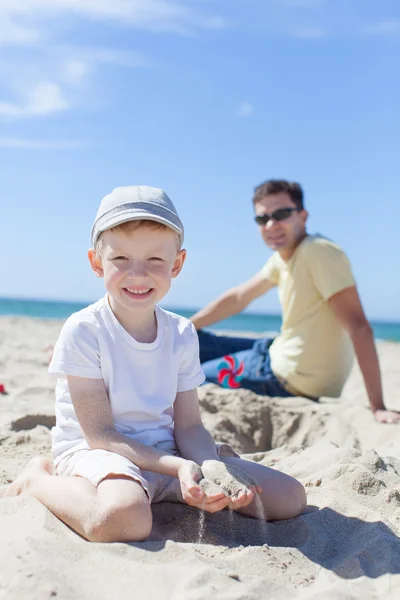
[{"xmin": 49, "ymin": 296, "xmax": 205, "ymax": 466}]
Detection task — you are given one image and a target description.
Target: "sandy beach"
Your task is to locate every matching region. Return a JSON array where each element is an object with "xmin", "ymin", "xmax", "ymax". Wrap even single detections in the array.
[{"xmin": 0, "ymin": 315, "xmax": 399, "ymax": 599}]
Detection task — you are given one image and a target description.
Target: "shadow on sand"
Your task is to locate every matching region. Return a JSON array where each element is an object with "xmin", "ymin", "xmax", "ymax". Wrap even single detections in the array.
[{"xmin": 145, "ymin": 502, "xmax": 400, "ymax": 580}]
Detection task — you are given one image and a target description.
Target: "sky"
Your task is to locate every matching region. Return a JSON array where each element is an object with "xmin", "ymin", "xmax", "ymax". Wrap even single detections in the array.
[{"xmin": 1, "ymin": 0, "xmax": 399, "ymax": 322}]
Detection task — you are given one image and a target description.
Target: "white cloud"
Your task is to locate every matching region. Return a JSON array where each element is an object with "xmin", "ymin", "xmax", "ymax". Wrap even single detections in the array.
[
  {"xmin": 0, "ymin": 2, "xmax": 224, "ymax": 119},
  {"xmin": 29, "ymin": 82, "xmax": 68, "ymax": 114},
  {"xmin": 237, "ymin": 101, "xmax": 254, "ymax": 118},
  {"xmin": 204, "ymin": 15, "xmax": 230, "ymax": 30},
  {"xmin": 290, "ymin": 25, "xmax": 326, "ymax": 38},
  {"xmin": 0, "ymin": 82, "xmax": 69, "ymax": 117},
  {"xmin": 78, "ymin": 48, "xmax": 151, "ymax": 69},
  {"xmin": 0, "ymin": 137, "xmax": 82, "ymax": 149},
  {"xmin": 0, "ymin": 16, "xmax": 40, "ymax": 44},
  {"xmin": 64, "ymin": 60, "xmax": 90, "ymax": 86},
  {"xmin": 363, "ymin": 20, "xmax": 400, "ymax": 37},
  {"xmin": 0, "ymin": 1, "xmax": 228, "ymax": 42},
  {"xmin": 0, "ymin": 47, "xmax": 151, "ymax": 119}
]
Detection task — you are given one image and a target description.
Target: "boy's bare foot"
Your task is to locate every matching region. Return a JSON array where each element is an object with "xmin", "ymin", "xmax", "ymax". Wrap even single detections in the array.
[{"xmin": 3, "ymin": 457, "xmax": 52, "ymax": 498}]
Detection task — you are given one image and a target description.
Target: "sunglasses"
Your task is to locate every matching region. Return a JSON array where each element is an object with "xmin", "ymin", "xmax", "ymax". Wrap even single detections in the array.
[{"xmin": 254, "ymin": 207, "xmax": 299, "ymax": 226}]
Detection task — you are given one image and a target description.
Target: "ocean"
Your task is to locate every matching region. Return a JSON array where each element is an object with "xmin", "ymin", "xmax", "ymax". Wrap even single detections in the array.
[{"xmin": 1, "ymin": 296, "xmax": 400, "ymax": 342}]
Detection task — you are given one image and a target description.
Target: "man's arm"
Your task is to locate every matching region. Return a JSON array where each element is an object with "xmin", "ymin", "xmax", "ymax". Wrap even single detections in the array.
[
  {"xmin": 190, "ymin": 272, "xmax": 275, "ymax": 330},
  {"xmin": 67, "ymin": 375, "xmax": 187, "ymax": 476},
  {"xmin": 328, "ymin": 286, "xmax": 400, "ymax": 424}
]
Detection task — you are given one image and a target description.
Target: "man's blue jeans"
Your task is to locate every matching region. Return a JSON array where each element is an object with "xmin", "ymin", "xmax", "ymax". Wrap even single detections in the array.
[{"xmin": 197, "ymin": 329, "xmax": 294, "ymax": 397}]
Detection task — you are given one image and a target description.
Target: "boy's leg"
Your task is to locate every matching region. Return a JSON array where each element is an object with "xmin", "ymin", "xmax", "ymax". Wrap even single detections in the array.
[
  {"xmin": 197, "ymin": 329, "xmax": 257, "ymax": 364},
  {"xmin": 3, "ymin": 457, "xmax": 152, "ymax": 543},
  {"xmin": 220, "ymin": 455, "xmax": 307, "ymax": 521}
]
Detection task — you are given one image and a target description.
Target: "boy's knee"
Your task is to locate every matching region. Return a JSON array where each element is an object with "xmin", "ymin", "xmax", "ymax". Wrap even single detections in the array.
[
  {"xmin": 285, "ymin": 480, "xmax": 307, "ymax": 519},
  {"xmin": 86, "ymin": 498, "xmax": 152, "ymax": 543},
  {"xmin": 266, "ymin": 478, "xmax": 307, "ymax": 521}
]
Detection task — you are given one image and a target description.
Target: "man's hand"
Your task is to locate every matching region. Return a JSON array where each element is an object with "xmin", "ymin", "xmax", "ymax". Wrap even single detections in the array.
[{"xmin": 374, "ymin": 409, "xmax": 400, "ymax": 424}]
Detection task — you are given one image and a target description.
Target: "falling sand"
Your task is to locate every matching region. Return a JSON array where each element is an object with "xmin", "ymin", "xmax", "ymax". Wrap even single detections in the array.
[
  {"xmin": 197, "ymin": 510, "xmax": 206, "ymax": 544},
  {"xmin": 199, "ymin": 460, "xmax": 267, "ymax": 543}
]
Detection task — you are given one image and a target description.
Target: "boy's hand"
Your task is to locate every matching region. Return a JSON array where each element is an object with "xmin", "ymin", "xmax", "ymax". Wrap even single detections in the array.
[
  {"xmin": 201, "ymin": 460, "xmax": 262, "ymax": 511},
  {"xmin": 177, "ymin": 460, "xmax": 231, "ymax": 513}
]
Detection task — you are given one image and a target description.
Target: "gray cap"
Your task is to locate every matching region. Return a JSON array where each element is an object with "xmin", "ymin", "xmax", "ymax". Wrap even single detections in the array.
[{"xmin": 91, "ymin": 185, "xmax": 184, "ymax": 247}]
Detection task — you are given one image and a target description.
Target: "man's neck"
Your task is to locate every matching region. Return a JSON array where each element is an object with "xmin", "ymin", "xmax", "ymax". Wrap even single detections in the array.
[{"xmin": 278, "ymin": 232, "xmax": 308, "ymax": 261}]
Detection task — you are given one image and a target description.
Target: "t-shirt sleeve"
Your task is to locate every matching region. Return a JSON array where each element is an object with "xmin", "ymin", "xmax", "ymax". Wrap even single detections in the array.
[
  {"xmin": 48, "ymin": 316, "xmax": 103, "ymax": 379},
  {"xmin": 260, "ymin": 253, "xmax": 280, "ymax": 285},
  {"xmin": 307, "ymin": 241, "xmax": 356, "ymax": 300},
  {"xmin": 177, "ymin": 322, "xmax": 206, "ymax": 392}
]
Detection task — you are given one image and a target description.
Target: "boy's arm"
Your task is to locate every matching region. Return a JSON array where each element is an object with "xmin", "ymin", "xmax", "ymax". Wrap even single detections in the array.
[
  {"xmin": 328, "ymin": 286, "xmax": 400, "ymax": 424},
  {"xmin": 190, "ymin": 272, "xmax": 275, "ymax": 330},
  {"xmin": 174, "ymin": 389, "xmax": 261, "ymax": 507},
  {"xmin": 67, "ymin": 375, "xmax": 187, "ymax": 476},
  {"xmin": 173, "ymin": 388, "xmax": 222, "ymax": 464}
]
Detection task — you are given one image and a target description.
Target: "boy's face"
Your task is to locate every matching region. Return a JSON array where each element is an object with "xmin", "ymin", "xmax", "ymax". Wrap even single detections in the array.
[{"xmin": 88, "ymin": 224, "xmax": 186, "ymax": 318}]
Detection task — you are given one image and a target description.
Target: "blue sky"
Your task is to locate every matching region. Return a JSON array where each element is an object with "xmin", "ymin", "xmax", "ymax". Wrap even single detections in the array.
[{"xmin": 1, "ymin": 0, "xmax": 399, "ymax": 321}]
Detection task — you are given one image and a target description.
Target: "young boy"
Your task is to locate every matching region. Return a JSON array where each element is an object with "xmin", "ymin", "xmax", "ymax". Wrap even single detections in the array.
[{"xmin": 4, "ymin": 185, "xmax": 306, "ymax": 542}]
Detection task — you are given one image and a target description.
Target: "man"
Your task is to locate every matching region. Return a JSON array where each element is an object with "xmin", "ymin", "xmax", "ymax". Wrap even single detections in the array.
[{"xmin": 191, "ymin": 179, "xmax": 399, "ymax": 424}]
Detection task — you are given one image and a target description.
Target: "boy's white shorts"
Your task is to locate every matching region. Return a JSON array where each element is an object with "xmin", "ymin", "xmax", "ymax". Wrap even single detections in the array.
[{"xmin": 55, "ymin": 441, "xmax": 235, "ymax": 503}]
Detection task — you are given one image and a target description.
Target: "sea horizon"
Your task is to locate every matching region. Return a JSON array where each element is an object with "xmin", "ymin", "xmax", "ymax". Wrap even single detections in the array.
[{"xmin": 1, "ymin": 295, "xmax": 400, "ymax": 342}]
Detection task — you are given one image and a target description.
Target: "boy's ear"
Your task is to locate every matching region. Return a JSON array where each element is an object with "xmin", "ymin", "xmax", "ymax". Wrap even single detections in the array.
[
  {"xmin": 171, "ymin": 249, "xmax": 187, "ymax": 279},
  {"xmin": 88, "ymin": 248, "xmax": 104, "ymax": 278}
]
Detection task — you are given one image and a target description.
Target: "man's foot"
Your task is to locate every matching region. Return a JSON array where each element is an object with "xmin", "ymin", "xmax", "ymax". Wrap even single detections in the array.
[{"xmin": 3, "ymin": 457, "xmax": 52, "ymax": 498}]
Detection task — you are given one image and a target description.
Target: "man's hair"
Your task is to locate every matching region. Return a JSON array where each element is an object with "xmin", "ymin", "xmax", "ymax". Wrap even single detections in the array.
[
  {"xmin": 252, "ymin": 179, "xmax": 304, "ymax": 210},
  {"xmin": 95, "ymin": 219, "xmax": 179, "ymax": 255}
]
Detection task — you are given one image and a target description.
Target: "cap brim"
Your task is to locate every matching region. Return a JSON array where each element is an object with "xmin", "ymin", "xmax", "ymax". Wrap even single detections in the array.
[{"xmin": 91, "ymin": 210, "xmax": 184, "ymax": 247}]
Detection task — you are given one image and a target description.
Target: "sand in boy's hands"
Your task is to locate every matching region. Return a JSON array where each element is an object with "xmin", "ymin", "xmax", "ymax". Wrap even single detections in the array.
[{"xmin": 200, "ymin": 460, "xmax": 259, "ymax": 498}]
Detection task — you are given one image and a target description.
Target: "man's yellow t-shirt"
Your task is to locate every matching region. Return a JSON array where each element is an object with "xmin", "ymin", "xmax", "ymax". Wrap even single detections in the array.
[{"xmin": 261, "ymin": 235, "xmax": 356, "ymax": 398}]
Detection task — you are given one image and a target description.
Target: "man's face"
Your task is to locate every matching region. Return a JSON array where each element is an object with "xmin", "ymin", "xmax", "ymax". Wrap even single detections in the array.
[{"xmin": 254, "ymin": 192, "xmax": 308, "ymax": 258}]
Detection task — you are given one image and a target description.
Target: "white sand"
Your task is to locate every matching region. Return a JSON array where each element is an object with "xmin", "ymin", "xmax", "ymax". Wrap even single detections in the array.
[{"xmin": 0, "ymin": 316, "xmax": 399, "ymax": 599}]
